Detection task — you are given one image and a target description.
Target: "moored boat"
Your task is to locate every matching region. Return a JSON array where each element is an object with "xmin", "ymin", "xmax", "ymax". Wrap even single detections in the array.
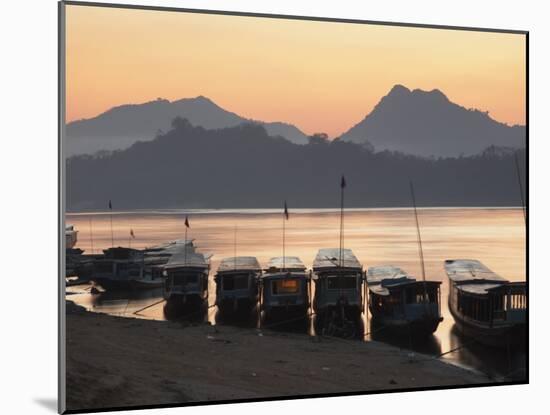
[
  {"xmin": 91, "ymin": 247, "xmax": 145, "ymax": 290},
  {"xmin": 444, "ymin": 259, "xmax": 526, "ymax": 348},
  {"xmin": 162, "ymin": 246, "xmax": 210, "ymax": 316},
  {"xmin": 215, "ymin": 256, "xmax": 262, "ymax": 316},
  {"xmin": 366, "ymin": 266, "xmax": 443, "ymax": 336},
  {"xmin": 260, "ymin": 256, "xmax": 310, "ymax": 322},
  {"xmin": 312, "ymin": 248, "xmax": 364, "ymax": 322}
]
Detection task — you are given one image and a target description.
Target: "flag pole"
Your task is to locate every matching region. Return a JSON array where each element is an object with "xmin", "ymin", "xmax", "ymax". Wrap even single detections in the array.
[
  {"xmin": 339, "ymin": 176, "xmax": 345, "ymax": 268},
  {"xmin": 283, "ymin": 208, "xmax": 286, "ymax": 272},
  {"xmin": 109, "ymin": 200, "xmax": 114, "ymax": 247},
  {"xmin": 184, "ymin": 215, "xmax": 189, "ymax": 265},
  {"xmin": 89, "ymin": 215, "xmax": 94, "ymax": 254},
  {"xmin": 514, "ymin": 152, "xmax": 526, "ymax": 225},
  {"xmin": 234, "ymin": 225, "xmax": 237, "ymax": 270}
]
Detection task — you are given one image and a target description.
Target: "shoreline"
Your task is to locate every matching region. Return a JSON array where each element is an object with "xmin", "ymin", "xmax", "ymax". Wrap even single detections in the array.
[{"xmin": 65, "ymin": 301, "xmax": 493, "ymax": 411}]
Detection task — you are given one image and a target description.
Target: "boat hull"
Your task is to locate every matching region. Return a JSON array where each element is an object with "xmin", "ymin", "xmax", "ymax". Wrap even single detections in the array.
[
  {"xmin": 369, "ymin": 308, "xmax": 442, "ymax": 337},
  {"xmin": 448, "ymin": 301, "xmax": 526, "ymax": 348},
  {"xmin": 217, "ymin": 297, "xmax": 257, "ymax": 316},
  {"xmin": 263, "ymin": 304, "xmax": 309, "ymax": 323},
  {"xmin": 163, "ymin": 294, "xmax": 207, "ymax": 319}
]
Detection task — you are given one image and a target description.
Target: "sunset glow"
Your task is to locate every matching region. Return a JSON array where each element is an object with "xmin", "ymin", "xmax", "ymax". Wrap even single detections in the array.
[{"xmin": 65, "ymin": 5, "xmax": 526, "ymax": 137}]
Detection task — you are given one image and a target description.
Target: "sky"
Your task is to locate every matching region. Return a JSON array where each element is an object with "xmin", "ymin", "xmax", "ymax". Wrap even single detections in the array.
[{"xmin": 65, "ymin": 4, "xmax": 526, "ymax": 138}]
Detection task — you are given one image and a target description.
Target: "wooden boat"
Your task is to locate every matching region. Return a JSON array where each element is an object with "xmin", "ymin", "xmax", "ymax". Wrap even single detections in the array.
[
  {"xmin": 366, "ymin": 266, "xmax": 443, "ymax": 336},
  {"xmin": 214, "ymin": 256, "xmax": 262, "ymax": 315},
  {"xmin": 162, "ymin": 246, "xmax": 210, "ymax": 315},
  {"xmin": 445, "ymin": 259, "xmax": 526, "ymax": 347},
  {"xmin": 260, "ymin": 256, "xmax": 310, "ymax": 321},
  {"xmin": 91, "ymin": 247, "xmax": 145, "ymax": 290},
  {"xmin": 312, "ymin": 248, "xmax": 364, "ymax": 320}
]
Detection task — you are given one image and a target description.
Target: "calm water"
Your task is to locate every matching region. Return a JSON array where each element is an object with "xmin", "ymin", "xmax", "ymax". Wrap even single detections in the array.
[{"xmin": 66, "ymin": 208, "xmax": 526, "ymax": 380}]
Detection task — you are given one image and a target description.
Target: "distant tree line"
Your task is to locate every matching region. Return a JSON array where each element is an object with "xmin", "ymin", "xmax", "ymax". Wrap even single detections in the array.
[{"xmin": 66, "ymin": 118, "xmax": 527, "ymax": 211}]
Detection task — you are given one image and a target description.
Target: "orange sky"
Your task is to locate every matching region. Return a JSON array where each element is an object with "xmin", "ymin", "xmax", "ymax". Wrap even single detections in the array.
[{"xmin": 65, "ymin": 4, "xmax": 526, "ymax": 137}]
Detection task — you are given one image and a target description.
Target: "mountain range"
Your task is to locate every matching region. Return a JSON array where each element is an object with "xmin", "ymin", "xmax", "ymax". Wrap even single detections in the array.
[
  {"xmin": 66, "ymin": 96, "xmax": 309, "ymax": 156},
  {"xmin": 66, "ymin": 85, "xmax": 526, "ymax": 158}
]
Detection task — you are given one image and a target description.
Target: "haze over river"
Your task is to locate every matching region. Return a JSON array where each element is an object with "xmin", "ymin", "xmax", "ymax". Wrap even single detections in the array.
[{"xmin": 66, "ymin": 207, "xmax": 526, "ymax": 380}]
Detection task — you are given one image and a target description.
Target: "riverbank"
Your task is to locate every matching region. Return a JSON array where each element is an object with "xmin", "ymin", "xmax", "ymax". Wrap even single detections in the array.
[{"xmin": 65, "ymin": 301, "xmax": 490, "ymax": 411}]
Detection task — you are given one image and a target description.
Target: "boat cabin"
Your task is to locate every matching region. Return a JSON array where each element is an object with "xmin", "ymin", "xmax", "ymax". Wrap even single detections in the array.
[
  {"xmin": 215, "ymin": 256, "xmax": 262, "ymax": 314},
  {"xmin": 445, "ymin": 259, "xmax": 526, "ymax": 329},
  {"xmin": 260, "ymin": 256, "xmax": 310, "ymax": 319},
  {"xmin": 311, "ymin": 248, "xmax": 364, "ymax": 315},
  {"xmin": 366, "ymin": 266, "xmax": 442, "ymax": 334}
]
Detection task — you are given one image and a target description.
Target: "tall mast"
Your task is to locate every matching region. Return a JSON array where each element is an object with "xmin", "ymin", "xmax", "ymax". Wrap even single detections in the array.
[
  {"xmin": 339, "ymin": 175, "xmax": 346, "ymax": 268},
  {"xmin": 283, "ymin": 201, "xmax": 288, "ymax": 271},
  {"xmin": 108, "ymin": 199, "xmax": 114, "ymax": 247},
  {"xmin": 514, "ymin": 152, "xmax": 526, "ymax": 225},
  {"xmin": 234, "ymin": 225, "xmax": 237, "ymax": 270},
  {"xmin": 410, "ymin": 181, "xmax": 428, "ymax": 302},
  {"xmin": 89, "ymin": 215, "xmax": 94, "ymax": 254}
]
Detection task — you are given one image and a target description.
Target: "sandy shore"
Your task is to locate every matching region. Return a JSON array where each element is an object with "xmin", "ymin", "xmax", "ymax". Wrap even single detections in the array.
[{"xmin": 65, "ymin": 301, "xmax": 490, "ymax": 411}]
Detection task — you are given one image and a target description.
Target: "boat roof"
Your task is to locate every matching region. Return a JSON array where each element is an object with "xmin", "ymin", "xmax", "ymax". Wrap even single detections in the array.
[
  {"xmin": 217, "ymin": 256, "xmax": 261, "ymax": 273},
  {"xmin": 366, "ymin": 266, "xmax": 411, "ymax": 284},
  {"xmin": 367, "ymin": 266, "xmax": 416, "ymax": 296},
  {"xmin": 164, "ymin": 248, "xmax": 209, "ymax": 270},
  {"xmin": 312, "ymin": 248, "xmax": 362, "ymax": 271},
  {"xmin": 266, "ymin": 256, "xmax": 306, "ymax": 272},
  {"xmin": 444, "ymin": 259, "xmax": 508, "ymax": 284},
  {"xmin": 457, "ymin": 283, "xmax": 505, "ymax": 295}
]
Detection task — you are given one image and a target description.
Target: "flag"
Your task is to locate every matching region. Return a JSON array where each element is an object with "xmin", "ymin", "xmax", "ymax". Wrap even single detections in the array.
[
  {"xmin": 284, "ymin": 201, "xmax": 289, "ymax": 220},
  {"xmin": 108, "ymin": 200, "xmax": 112, "ymax": 210},
  {"xmin": 130, "ymin": 229, "xmax": 135, "ymax": 239},
  {"xmin": 341, "ymin": 175, "xmax": 346, "ymax": 189},
  {"xmin": 185, "ymin": 215, "xmax": 190, "ymax": 228}
]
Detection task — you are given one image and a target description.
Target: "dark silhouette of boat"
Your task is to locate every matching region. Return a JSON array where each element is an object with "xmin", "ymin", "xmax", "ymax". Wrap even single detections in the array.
[
  {"xmin": 214, "ymin": 256, "xmax": 262, "ymax": 317},
  {"xmin": 366, "ymin": 266, "xmax": 443, "ymax": 337},
  {"xmin": 312, "ymin": 248, "xmax": 364, "ymax": 335},
  {"xmin": 260, "ymin": 256, "xmax": 310, "ymax": 322},
  {"xmin": 162, "ymin": 245, "xmax": 210, "ymax": 317},
  {"xmin": 445, "ymin": 259, "xmax": 526, "ymax": 348}
]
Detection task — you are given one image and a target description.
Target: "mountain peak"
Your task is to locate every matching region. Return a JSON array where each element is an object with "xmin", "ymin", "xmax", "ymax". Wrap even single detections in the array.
[
  {"xmin": 411, "ymin": 87, "xmax": 449, "ymax": 102},
  {"xmin": 387, "ymin": 84, "xmax": 411, "ymax": 97},
  {"xmin": 339, "ymin": 85, "xmax": 525, "ymax": 157}
]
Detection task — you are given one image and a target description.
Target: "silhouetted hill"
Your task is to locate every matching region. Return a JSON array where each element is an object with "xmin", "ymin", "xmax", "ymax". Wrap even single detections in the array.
[
  {"xmin": 66, "ymin": 96, "xmax": 309, "ymax": 155},
  {"xmin": 66, "ymin": 118, "xmax": 526, "ymax": 210},
  {"xmin": 339, "ymin": 85, "xmax": 526, "ymax": 157}
]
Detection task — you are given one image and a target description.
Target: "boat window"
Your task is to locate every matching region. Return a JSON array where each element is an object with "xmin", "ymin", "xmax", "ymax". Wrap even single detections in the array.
[
  {"xmin": 457, "ymin": 291, "xmax": 491, "ymax": 322},
  {"xmin": 273, "ymin": 279, "xmax": 300, "ymax": 294},
  {"xmin": 405, "ymin": 285, "xmax": 438, "ymax": 304},
  {"xmin": 171, "ymin": 272, "xmax": 199, "ymax": 285},
  {"xmin": 223, "ymin": 275, "xmax": 248, "ymax": 290},
  {"xmin": 327, "ymin": 276, "xmax": 357, "ymax": 289}
]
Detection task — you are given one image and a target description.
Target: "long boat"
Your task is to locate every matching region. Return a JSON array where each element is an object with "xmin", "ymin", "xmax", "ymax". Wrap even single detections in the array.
[
  {"xmin": 312, "ymin": 248, "xmax": 364, "ymax": 320},
  {"xmin": 366, "ymin": 266, "xmax": 443, "ymax": 336},
  {"xmin": 91, "ymin": 247, "xmax": 145, "ymax": 290},
  {"xmin": 260, "ymin": 256, "xmax": 310, "ymax": 322},
  {"xmin": 214, "ymin": 256, "xmax": 262, "ymax": 316},
  {"xmin": 444, "ymin": 259, "xmax": 526, "ymax": 347},
  {"xmin": 162, "ymin": 246, "xmax": 210, "ymax": 316}
]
